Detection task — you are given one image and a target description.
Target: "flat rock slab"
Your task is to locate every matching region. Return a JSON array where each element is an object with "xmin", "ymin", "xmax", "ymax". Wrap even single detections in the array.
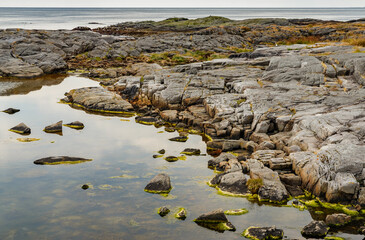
[
  {"xmin": 242, "ymin": 226, "xmax": 284, "ymax": 240},
  {"xmin": 34, "ymin": 156, "xmax": 92, "ymax": 165},
  {"xmin": 144, "ymin": 173, "xmax": 172, "ymax": 194},
  {"xmin": 62, "ymin": 87, "xmax": 134, "ymax": 115},
  {"xmin": 44, "ymin": 121, "xmax": 63, "ymax": 133},
  {"xmin": 63, "ymin": 121, "xmax": 84, "ymax": 129},
  {"xmin": 3, "ymin": 108, "xmax": 20, "ymax": 114},
  {"xmin": 9, "ymin": 123, "xmax": 31, "ymax": 135},
  {"xmin": 135, "ymin": 116, "xmax": 157, "ymax": 125}
]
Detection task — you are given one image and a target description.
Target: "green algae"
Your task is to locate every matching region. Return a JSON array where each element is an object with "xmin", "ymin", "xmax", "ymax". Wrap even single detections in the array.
[
  {"xmin": 174, "ymin": 208, "xmax": 187, "ymax": 220},
  {"xmin": 109, "ymin": 174, "xmax": 139, "ymax": 179},
  {"xmin": 144, "ymin": 187, "xmax": 172, "ymax": 195},
  {"xmin": 17, "ymin": 138, "xmax": 40, "ymax": 142},
  {"xmin": 224, "ymin": 208, "xmax": 248, "ymax": 215}
]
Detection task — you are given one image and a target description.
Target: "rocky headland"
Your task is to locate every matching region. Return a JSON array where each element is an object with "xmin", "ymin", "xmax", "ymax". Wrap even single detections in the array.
[{"xmin": 1, "ymin": 16, "xmax": 365, "ymax": 236}]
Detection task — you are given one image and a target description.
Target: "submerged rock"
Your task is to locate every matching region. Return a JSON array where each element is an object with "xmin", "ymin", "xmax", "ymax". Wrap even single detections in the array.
[
  {"xmin": 158, "ymin": 149, "xmax": 166, "ymax": 154},
  {"xmin": 144, "ymin": 173, "xmax": 172, "ymax": 194},
  {"xmin": 242, "ymin": 226, "xmax": 284, "ymax": 240},
  {"xmin": 9, "ymin": 123, "xmax": 31, "ymax": 135},
  {"xmin": 63, "ymin": 121, "xmax": 84, "ymax": 129},
  {"xmin": 43, "ymin": 121, "xmax": 63, "ymax": 133},
  {"xmin": 164, "ymin": 156, "xmax": 179, "ymax": 162},
  {"xmin": 34, "ymin": 156, "xmax": 92, "ymax": 165},
  {"xmin": 181, "ymin": 148, "xmax": 201, "ymax": 155},
  {"xmin": 2, "ymin": 108, "xmax": 20, "ymax": 114},
  {"xmin": 301, "ymin": 221, "xmax": 329, "ymax": 238},
  {"xmin": 62, "ymin": 87, "xmax": 134, "ymax": 114},
  {"xmin": 169, "ymin": 136, "xmax": 188, "ymax": 142},
  {"xmin": 81, "ymin": 184, "xmax": 89, "ymax": 190},
  {"xmin": 17, "ymin": 138, "xmax": 40, "ymax": 142},
  {"xmin": 174, "ymin": 208, "xmax": 187, "ymax": 220},
  {"xmin": 158, "ymin": 206, "xmax": 170, "ymax": 217}
]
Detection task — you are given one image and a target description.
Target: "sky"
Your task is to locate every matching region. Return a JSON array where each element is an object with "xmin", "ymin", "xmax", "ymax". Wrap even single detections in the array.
[{"xmin": 0, "ymin": 0, "xmax": 364, "ymax": 8}]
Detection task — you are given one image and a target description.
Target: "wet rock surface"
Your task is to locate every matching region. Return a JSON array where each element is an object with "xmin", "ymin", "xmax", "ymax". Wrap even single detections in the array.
[
  {"xmin": 2, "ymin": 108, "xmax": 20, "ymax": 114},
  {"xmin": 301, "ymin": 220, "xmax": 329, "ymax": 238},
  {"xmin": 242, "ymin": 226, "xmax": 284, "ymax": 240},
  {"xmin": 63, "ymin": 121, "xmax": 84, "ymax": 129},
  {"xmin": 144, "ymin": 173, "xmax": 172, "ymax": 194},
  {"xmin": 44, "ymin": 120, "xmax": 63, "ymax": 133},
  {"xmin": 9, "ymin": 122, "xmax": 31, "ymax": 135},
  {"xmin": 34, "ymin": 156, "xmax": 92, "ymax": 165}
]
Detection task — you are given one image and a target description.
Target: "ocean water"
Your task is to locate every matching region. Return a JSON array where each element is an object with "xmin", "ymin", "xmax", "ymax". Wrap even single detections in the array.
[{"xmin": 0, "ymin": 7, "xmax": 364, "ymax": 30}]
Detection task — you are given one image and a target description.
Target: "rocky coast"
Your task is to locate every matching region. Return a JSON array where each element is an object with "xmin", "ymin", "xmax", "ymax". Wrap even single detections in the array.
[{"xmin": 1, "ymin": 16, "xmax": 365, "ymax": 238}]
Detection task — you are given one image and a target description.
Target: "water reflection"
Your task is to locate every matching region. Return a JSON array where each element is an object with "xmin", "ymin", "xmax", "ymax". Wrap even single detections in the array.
[
  {"xmin": 0, "ymin": 74, "xmax": 66, "ymax": 96},
  {"xmin": 0, "ymin": 76, "xmax": 362, "ymax": 240}
]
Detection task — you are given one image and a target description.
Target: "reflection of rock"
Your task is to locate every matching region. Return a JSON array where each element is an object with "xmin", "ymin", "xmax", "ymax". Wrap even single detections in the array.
[
  {"xmin": 144, "ymin": 173, "xmax": 172, "ymax": 194},
  {"xmin": 2, "ymin": 108, "xmax": 20, "ymax": 114},
  {"xmin": 63, "ymin": 121, "xmax": 84, "ymax": 130},
  {"xmin": 34, "ymin": 156, "xmax": 92, "ymax": 165},
  {"xmin": 9, "ymin": 123, "xmax": 31, "ymax": 135},
  {"xmin": 242, "ymin": 226, "xmax": 284, "ymax": 240},
  {"xmin": 301, "ymin": 221, "xmax": 329, "ymax": 238},
  {"xmin": 62, "ymin": 87, "xmax": 134, "ymax": 114},
  {"xmin": 44, "ymin": 121, "xmax": 63, "ymax": 133},
  {"xmin": 158, "ymin": 206, "xmax": 170, "ymax": 217},
  {"xmin": 0, "ymin": 74, "xmax": 65, "ymax": 96}
]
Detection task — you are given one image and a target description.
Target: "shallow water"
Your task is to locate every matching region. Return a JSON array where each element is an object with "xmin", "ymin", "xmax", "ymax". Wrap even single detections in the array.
[{"xmin": 0, "ymin": 76, "xmax": 362, "ymax": 240}]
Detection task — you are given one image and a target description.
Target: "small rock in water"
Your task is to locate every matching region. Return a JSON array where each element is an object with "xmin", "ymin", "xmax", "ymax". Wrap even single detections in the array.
[
  {"xmin": 144, "ymin": 173, "xmax": 172, "ymax": 194},
  {"xmin": 164, "ymin": 156, "xmax": 179, "ymax": 162},
  {"xmin": 63, "ymin": 121, "xmax": 84, "ymax": 129},
  {"xmin": 158, "ymin": 206, "xmax": 170, "ymax": 217},
  {"xmin": 169, "ymin": 136, "xmax": 188, "ymax": 142},
  {"xmin": 301, "ymin": 221, "xmax": 329, "ymax": 238},
  {"xmin": 242, "ymin": 226, "xmax": 284, "ymax": 240},
  {"xmin": 81, "ymin": 184, "xmax": 89, "ymax": 190},
  {"xmin": 3, "ymin": 108, "xmax": 20, "ymax": 114},
  {"xmin": 34, "ymin": 156, "xmax": 92, "ymax": 165},
  {"xmin": 153, "ymin": 154, "xmax": 164, "ymax": 158},
  {"xmin": 135, "ymin": 116, "xmax": 157, "ymax": 125},
  {"xmin": 181, "ymin": 148, "xmax": 201, "ymax": 155},
  {"xmin": 175, "ymin": 208, "xmax": 187, "ymax": 220},
  {"xmin": 158, "ymin": 149, "xmax": 165, "ymax": 154},
  {"xmin": 194, "ymin": 209, "xmax": 228, "ymax": 223},
  {"xmin": 44, "ymin": 121, "xmax": 63, "ymax": 133},
  {"xmin": 9, "ymin": 123, "xmax": 31, "ymax": 135}
]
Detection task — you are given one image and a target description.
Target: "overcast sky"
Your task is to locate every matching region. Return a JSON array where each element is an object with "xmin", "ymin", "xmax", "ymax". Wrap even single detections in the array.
[{"xmin": 0, "ymin": 0, "xmax": 364, "ymax": 8}]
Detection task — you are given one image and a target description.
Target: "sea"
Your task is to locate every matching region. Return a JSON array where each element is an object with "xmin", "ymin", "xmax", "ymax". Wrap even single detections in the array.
[{"xmin": 0, "ymin": 7, "xmax": 364, "ymax": 30}]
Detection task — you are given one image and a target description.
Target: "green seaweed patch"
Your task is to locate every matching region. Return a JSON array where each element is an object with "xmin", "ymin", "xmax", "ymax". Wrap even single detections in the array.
[
  {"xmin": 17, "ymin": 138, "xmax": 40, "ymax": 142},
  {"xmin": 135, "ymin": 119, "xmax": 156, "ymax": 125},
  {"xmin": 9, "ymin": 129, "xmax": 30, "ymax": 135},
  {"xmin": 153, "ymin": 154, "xmax": 164, "ymax": 158},
  {"xmin": 258, "ymin": 195, "xmax": 291, "ymax": 205},
  {"xmin": 195, "ymin": 221, "xmax": 236, "ymax": 232},
  {"xmin": 207, "ymin": 181, "xmax": 217, "ymax": 188},
  {"xmin": 216, "ymin": 187, "xmax": 251, "ymax": 198},
  {"xmin": 315, "ymin": 211, "xmax": 324, "ymax": 215},
  {"xmin": 301, "ymin": 199, "xmax": 321, "ymax": 208},
  {"xmin": 292, "ymin": 202, "xmax": 307, "ymax": 211},
  {"xmin": 324, "ymin": 237, "xmax": 345, "ymax": 240},
  {"xmin": 224, "ymin": 208, "xmax": 248, "ymax": 215},
  {"xmin": 177, "ymin": 155, "xmax": 187, "ymax": 161},
  {"xmin": 144, "ymin": 187, "xmax": 172, "ymax": 194},
  {"xmin": 98, "ymin": 184, "xmax": 123, "ymax": 190}
]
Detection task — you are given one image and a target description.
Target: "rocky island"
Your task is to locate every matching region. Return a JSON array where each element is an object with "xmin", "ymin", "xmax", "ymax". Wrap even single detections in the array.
[{"xmin": 1, "ymin": 16, "xmax": 365, "ymax": 238}]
